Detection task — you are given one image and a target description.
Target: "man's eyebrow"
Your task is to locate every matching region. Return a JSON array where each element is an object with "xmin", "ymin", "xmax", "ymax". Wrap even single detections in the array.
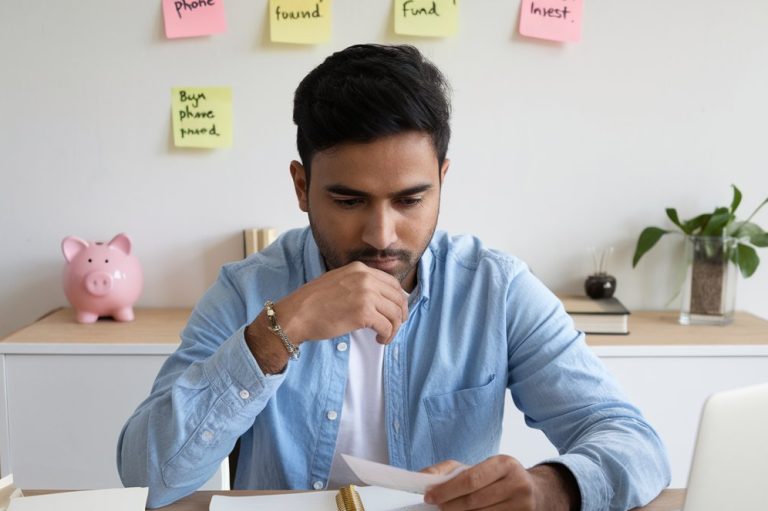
[{"xmin": 325, "ymin": 183, "xmax": 433, "ymax": 198}]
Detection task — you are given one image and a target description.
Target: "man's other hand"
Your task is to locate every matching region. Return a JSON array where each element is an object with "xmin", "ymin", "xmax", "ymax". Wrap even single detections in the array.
[{"xmin": 422, "ymin": 455, "xmax": 580, "ymax": 511}]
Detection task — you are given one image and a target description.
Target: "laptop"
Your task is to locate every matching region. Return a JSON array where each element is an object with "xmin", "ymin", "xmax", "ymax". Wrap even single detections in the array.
[{"xmin": 680, "ymin": 382, "xmax": 768, "ymax": 511}]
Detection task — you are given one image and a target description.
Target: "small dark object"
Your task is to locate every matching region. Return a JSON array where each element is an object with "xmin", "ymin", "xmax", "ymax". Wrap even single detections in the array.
[{"xmin": 585, "ymin": 274, "xmax": 616, "ymax": 299}]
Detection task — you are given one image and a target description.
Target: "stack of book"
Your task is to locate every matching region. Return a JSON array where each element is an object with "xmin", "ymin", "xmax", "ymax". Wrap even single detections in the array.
[{"xmin": 558, "ymin": 294, "xmax": 630, "ymax": 335}]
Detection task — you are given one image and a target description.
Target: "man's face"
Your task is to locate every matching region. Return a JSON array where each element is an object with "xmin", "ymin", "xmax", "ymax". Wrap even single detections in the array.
[{"xmin": 290, "ymin": 131, "xmax": 449, "ymax": 292}]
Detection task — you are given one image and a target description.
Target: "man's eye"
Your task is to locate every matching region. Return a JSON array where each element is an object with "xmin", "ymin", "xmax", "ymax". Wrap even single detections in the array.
[
  {"xmin": 398, "ymin": 197, "xmax": 423, "ymax": 207},
  {"xmin": 334, "ymin": 198, "xmax": 364, "ymax": 208}
]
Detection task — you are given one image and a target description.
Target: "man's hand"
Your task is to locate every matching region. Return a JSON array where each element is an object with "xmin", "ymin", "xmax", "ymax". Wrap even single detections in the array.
[
  {"xmin": 422, "ymin": 456, "xmax": 580, "ymax": 511},
  {"xmin": 245, "ymin": 262, "xmax": 409, "ymax": 373}
]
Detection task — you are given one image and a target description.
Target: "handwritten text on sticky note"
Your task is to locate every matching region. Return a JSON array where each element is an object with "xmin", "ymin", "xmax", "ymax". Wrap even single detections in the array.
[
  {"xmin": 162, "ymin": 0, "xmax": 227, "ymax": 39},
  {"xmin": 394, "ymin": 0, "xmax": 458, "ymax": 37},
  {"xmin": 171, "ymin": 87, "xmax": 232, "ymax": 148},
  {"xmin": 269, "ymin": 0, "xmax": 332, "ymax": 44},
  {"xmin": 519, "ymin": 0, "xmax": 583, "ymax": 43}
]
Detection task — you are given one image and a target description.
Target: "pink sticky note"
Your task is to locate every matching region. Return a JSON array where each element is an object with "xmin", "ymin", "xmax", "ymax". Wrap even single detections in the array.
[
  {"xmin": 519, "ymin": 0, "xmax": 583, "ymax": 43},
  {"xmin": 162, "ymin": 0, "xmax": 227, "ymax": 39}
]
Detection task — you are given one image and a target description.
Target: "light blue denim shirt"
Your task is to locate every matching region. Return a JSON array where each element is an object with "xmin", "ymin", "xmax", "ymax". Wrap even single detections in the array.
[{"xmin": 118, "ymin": 227, "xmax": 670, "ymax": 510}]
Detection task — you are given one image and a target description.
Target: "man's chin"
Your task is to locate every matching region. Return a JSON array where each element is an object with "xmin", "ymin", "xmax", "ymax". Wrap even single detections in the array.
[{"xmin": 358, "ymin": 259, "xmax": 411, "ymax": 282}]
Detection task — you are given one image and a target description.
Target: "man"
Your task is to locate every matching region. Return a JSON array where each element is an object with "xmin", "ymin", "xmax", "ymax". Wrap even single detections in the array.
[{"xmin": 118, "ymin": 44, "xmax": 670, "ymax": 510}]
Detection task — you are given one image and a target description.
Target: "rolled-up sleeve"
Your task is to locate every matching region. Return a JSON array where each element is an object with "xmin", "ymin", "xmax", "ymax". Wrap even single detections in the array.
[
  {"xmin": 117, "ymin": 267, "xmax": 285, "ymax": 508},
  {"xmin": 505, "ymin": 270, "xmax": 671, "ymax": 511}
]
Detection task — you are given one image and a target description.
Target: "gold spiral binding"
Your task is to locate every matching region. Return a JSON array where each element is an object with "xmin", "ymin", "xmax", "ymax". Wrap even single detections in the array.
[{"xmin": 335, "ymin": 484, "xmax": 366, "ymax": 511}]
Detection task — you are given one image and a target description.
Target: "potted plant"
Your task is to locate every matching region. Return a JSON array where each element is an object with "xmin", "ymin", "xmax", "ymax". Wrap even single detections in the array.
[{"xmin": 632, "ymin": 185, "xmax": 768, "ymax": 325}]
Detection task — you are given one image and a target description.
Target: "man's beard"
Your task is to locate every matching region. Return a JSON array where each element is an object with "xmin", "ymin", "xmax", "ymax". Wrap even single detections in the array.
[{"xmin": 308, "ymin": 214, "xmax": 436, "ymax": 285}]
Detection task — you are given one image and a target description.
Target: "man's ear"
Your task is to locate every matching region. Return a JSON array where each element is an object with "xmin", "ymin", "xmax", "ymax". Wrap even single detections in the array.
[
  {"xmin": 439, "ymin": 158, "xmax": 450, "ymax": 183},
  {"xmin": 290, "ymin": 160, "xmax": 309, "ymax": 212}
]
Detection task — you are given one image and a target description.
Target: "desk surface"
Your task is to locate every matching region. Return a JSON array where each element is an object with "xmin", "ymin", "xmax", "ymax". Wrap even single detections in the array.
[
  {"xmin": 157, "ymin": 489, "xmax": 686, "ymax": 510},
  {"xmin": 24, "ymin": 488, "xmax": 686, "ymax": 510}
]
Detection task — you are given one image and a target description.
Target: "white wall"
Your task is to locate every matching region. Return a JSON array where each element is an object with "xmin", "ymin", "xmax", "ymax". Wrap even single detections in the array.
[{"xmin": 1, "ymin": 0, "xmax": 767, "ymax": 339}]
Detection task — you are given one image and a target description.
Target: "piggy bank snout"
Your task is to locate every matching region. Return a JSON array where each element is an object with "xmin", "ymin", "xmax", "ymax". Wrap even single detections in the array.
[{"xmin": 84, "ymin": 271, "xmax": 114, "ymax": 296}]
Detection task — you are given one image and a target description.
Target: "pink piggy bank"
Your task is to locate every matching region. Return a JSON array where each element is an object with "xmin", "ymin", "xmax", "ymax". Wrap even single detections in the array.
[{"xmin": 61, "ymin": 233, "xmax": 143, "ymax": 323}]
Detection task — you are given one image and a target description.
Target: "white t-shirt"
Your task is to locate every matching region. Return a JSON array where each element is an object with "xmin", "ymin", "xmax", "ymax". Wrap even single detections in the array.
[{"xmin": 327, "ymin": 327, "xmax": 388, "ymax": 488}]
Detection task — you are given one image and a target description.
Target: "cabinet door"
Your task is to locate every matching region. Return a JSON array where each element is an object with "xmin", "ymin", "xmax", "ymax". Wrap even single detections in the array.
[{"xmin": 0, "ymin": 354, "xmax": 225, "ymax": 490}]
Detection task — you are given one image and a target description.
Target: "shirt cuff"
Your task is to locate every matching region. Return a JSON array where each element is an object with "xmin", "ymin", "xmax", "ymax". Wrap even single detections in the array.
[
  {"xmin": 206, "ymin": 325, "xmax": 286, "ymax": 400},
  {"xmin": 538, "ymin": 453, "xmax": 610, "ymax": 511}
]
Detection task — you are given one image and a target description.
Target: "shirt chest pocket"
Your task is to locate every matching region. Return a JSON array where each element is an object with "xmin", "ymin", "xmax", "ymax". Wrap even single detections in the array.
[{"xmin": 423, "ymin": 374, "xmax": 504, "ymax": 466}]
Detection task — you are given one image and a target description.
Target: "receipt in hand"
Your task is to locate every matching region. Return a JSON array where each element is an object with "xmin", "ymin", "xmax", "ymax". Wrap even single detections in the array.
[{"xmin": 341, "ymin": 454, "xmax": 466, "ymax": 494}]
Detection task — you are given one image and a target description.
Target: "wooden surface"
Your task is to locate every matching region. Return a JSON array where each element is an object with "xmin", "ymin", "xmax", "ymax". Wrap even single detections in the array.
[
  {"xmin": 23, "ymin": 488, "xmax": 686, "ymax": 510},
  {"xmin": 3, "ymin": 308, "xmax": 767, "ymax": 348},
  {"xmin": 157, "ymin": 488, "xmax": 686, "ymax": 510},
  {"xmin": 0, "ymin": 308, "xmax": 191, "ymax": 344},
  {"xmin": 587, "ymin": 310, "xmax": 768, "ymax": 346}
]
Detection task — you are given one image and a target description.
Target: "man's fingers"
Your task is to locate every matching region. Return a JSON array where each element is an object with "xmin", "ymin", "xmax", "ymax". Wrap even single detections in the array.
[
  {"xmin": 373, "ymin": 298, "xmax": 407, "ymax": 343},
  {"xmin": 432, "ymin": 481, "xmax": 518, "ymax": 511},
  {"xmin": 420, "ymin": 459, "xmax": 464, "ymax": 475},
  {"xmin": 425, "ymin": 457, "xmax": 511, "ymax": 506}
]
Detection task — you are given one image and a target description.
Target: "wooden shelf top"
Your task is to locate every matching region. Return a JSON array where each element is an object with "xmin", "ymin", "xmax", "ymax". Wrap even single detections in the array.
[
  {"xmin": 587, "ymin": 310, "xmax": 768, "ymax": 346},
  {"xmin": 0, "ymin": 308, "xmax": 191, "ymax": 345},
  {"xmin": 2, "ymin": 308, "xmax": 767, "ymax": 349}
]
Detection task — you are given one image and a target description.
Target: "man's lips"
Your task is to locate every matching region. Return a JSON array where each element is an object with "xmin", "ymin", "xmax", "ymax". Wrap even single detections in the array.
[{"xmin": 358, "ymin": 257, "xmax": 403, "ymax": 270}]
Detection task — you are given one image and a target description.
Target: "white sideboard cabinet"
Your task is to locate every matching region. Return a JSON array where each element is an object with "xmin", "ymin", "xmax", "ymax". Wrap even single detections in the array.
[
  {"xmin": 0, "ymin": 308, "xmax": 226, "ymax": 490},
  {"xmin": 2, "ymin": 308, "xmax": 767, "ymax": 490}
]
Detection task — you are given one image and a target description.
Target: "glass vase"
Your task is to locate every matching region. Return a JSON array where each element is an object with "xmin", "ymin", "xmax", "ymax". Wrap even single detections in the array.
[{"xmin": 679, "ymin": 236, "xmax": 738, "ymax": 325}]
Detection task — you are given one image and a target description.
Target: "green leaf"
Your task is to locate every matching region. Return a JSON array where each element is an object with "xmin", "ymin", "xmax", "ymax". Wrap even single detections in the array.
[
  {"xmin": 737, "ymin": 243, "xmax": 760, "ymax": 278},
  {"xmin": 682, "ymin": 213, "xmax": 711, "ymax": 235},
  {"xmin": 751, "ymin": 232, "xmax": 768, "ymax": 248},
  {"xmin": 666, "ymin": 208, "xmax": 685, "ymax": 231},
  {"xmin": 730, "ymin": 184, "xmax": 743, "ymax": 214},
  {"xmin": 728, "ymin": 221, "xmax": 764, "ymax": 239},
  {"xmin": 632, "ymin": 227, "xmax": 670, "ymax": 267},
  {"xmin": 701, "ymin": 207, "xmax": 733, "ymax": 236}
]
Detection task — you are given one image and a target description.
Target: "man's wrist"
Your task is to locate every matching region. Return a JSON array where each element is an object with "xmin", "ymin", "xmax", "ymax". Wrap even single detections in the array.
[
  {"xmin": 244, "ymin": 311, "xmax": 290, "ymax": 375},
  {"xmin": 264, "ymin": 300, "xmax": 301, "ymax": 360},
  {"xmin": 529, "ymin": 463, "xmax": 581, "ymax": 511}
]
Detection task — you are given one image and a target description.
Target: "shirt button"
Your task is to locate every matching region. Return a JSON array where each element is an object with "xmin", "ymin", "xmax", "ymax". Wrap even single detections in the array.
[
  {"xmin": 337, "ymin": 342, "xmax": 348, "ymax": 352},
  {"xmin": 239, "ymin": 389, "xmax": 250, "ymax": 400},
  {"xmin": 313, "ymin": 481, "xmax": 324, "ymax": 490},
  {"xmin": 394, "ymin": 420, "xmax": 400, "ymax": 433},
  {"xmin": 326, "ymin": 410, "xmax": 338, "ymax": 421},
  {"xmin": 393, "ymin": 346, "xmax": 399, "ymax": 361},
  {"xmin": 201, "ymin": 430, "xmax": 214, "ymax": 442}
]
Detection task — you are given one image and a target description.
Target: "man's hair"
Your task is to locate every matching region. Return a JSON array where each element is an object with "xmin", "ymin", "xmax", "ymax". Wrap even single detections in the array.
[{"xmin": 293, "ymin": 44, "xmax": 451, "ymax": 178}]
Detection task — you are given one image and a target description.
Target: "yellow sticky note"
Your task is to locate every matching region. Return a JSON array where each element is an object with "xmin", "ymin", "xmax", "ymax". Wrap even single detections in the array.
[
  {"xmin": 394, "ymin": 0, "xmax": 458, "ymax": 37},
  {"xmin": 269, "ymin": 0, "xmax": 332, "ymax": 44},
  {"xmin": 171, "ymin": 87, "xmax": 232, "ymax": 148}
]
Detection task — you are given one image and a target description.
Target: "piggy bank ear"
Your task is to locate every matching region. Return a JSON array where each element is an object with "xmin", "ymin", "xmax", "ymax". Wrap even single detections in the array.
[
  {"xmin": 108, "ymin": 233, "xmax": 132, "ymax": 255},
  {"xmin": 62, "ymin": 236, "xmax": 89, "ymax": 263}
]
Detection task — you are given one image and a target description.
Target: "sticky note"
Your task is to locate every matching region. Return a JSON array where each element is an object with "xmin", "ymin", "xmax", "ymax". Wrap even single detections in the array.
[
  {"xmin": 162, "ymin": 0, "xmax": 228, "ymax": 39},
  {"xmin": 171, "ymin": 87, "xmax": 232, "ymax": 148},
  {"xmin": 269, "ymin": 0, "xmax": 332, "ymax": 44},
  {"xmin": 394, "ymin": 0, "xmax": 458, "ymax": 37},
  {"xmin": 519, "ymin": 0, "xmax": 583, "ymax": 43}
]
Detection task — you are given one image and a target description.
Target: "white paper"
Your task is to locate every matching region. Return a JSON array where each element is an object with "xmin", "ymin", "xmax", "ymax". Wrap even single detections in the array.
[
  {"xmin": 0, "ymin": 474, "xmax": 23, "ymax": 511},
  {"xmin": 6, "ymin": 487, "xmax": 147, "ymax": 511},
  {"xmin": 341, "ymin": 454, "xmax": 466, "ymax": 494},
  {"xmin": 210, "ymin": 486, "xmax": 434, "ymax": 511}
]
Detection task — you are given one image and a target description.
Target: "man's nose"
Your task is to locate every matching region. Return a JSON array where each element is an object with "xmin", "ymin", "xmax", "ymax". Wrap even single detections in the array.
[{"xmin": 361, "ymin": 205, "xmax": 398, "ymax": 250}]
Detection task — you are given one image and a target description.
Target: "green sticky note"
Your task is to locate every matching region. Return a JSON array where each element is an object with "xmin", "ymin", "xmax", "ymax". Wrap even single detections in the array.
[
  {"xmin": 171, "ymin": 87, "xmax": 232, "ymax": 148},
  {"xmin": 270, "ymin": 0, "xmax": 332, "ymax": 44},
  {"xmin": 394, "ymin": 0, "xmax": 458, "ymax": 37}
]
